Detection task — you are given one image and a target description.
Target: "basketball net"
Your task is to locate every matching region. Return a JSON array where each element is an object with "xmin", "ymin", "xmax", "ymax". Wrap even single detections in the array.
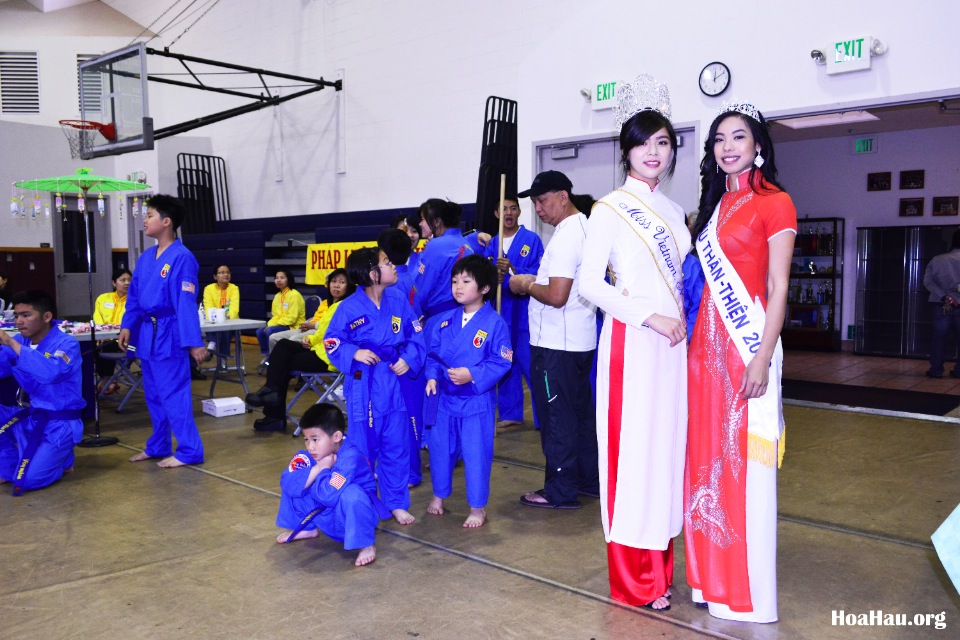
[{"xmin": 59, "ymin": 120, "xmax": 117, "ymax": 159}]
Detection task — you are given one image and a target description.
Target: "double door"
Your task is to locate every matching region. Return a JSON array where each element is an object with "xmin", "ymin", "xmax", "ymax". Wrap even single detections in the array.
[{"xmin": 855, "ymin": 225, "xmax": 959, "ymax": 357}]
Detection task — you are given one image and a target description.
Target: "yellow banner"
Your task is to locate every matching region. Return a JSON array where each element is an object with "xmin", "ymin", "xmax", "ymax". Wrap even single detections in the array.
[
  {"xmin": 304, "ymin": 240, "xmax": 428, "ymax": 285},
  {"xmin": 304, "ymin": 241, "xmax": 376, "ymax": 285}
]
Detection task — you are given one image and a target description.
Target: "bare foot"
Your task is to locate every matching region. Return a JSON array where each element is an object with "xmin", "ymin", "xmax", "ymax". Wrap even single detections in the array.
[
  {"xmin": 276, "ymin": 529, "xmax": 319, "ymax": 544},
  {"xmin": 463, "ymin": 508, "xmax": 486, "ymax": 528},
  {"xmin": 645, "ymin": 595, "xmax": 671, "ymax": 611},
  {"xmin": 128, "ymin": 452, "xmax": 152, "ymax": 463},
  {"xmin": 496, "ymin": 420, "xmax": 522, "ymax": 429},
  {"xmin": 664, "ymin": 588, "xmax": 672, "ymax": 598},
  {"xmin": 355, "ymin": 545, "xmax": 376, "ymax": 566},
  {"xmin": 392, "ymin": 508, "xmax": 415, "ymax": 525},
  {"xmin": 63, "ymin": 466, "xmax": 74, "ymax": 475},
  {"xmin": 157, "ymin": 456, "xmax": 188, "ymax": 468},
  {"xmin": 521, "ymin": 490, "xmax": 549, "ymax": 505},
  {"xmin": 427, "ymin": 496, "xmax": 444, "ymax": 515}
]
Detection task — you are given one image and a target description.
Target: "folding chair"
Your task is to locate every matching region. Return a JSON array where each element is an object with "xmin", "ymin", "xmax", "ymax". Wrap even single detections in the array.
[
  {"xmin": 97, "ymin": 351, "xmax": 143, "ymax": 413},
  {"xmin": 286, "ymin": 370, "xmax": 346, "ymax": 436}
]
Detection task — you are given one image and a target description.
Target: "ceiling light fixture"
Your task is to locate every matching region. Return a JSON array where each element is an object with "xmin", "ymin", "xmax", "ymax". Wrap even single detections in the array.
[{"xmin": 775, "ymin": 111, "xmax": 879, "ymax": 130}]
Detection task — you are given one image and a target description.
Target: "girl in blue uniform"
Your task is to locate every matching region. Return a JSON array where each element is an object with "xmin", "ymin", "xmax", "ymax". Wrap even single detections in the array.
[
  {"xmin": 425, "ymin": 255, "xmax": 512, "ymax": 528},
  {"xmin": 323, "ymin": 247, "xmax": 425, "ymax": 525},
  {"xmin": 415, "ymin": 199, "xmax": 473, "ymax": 333}
]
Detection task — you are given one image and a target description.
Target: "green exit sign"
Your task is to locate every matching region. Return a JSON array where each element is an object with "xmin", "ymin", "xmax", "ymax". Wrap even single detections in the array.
[{"xmin": 852, "ymin": 136, "xmax": 878, "ymax": 154}]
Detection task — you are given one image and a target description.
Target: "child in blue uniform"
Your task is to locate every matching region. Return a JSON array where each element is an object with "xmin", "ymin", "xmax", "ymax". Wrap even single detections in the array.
[
  {"xmin": 425, "ymin": 255, "xmax": 512, "ymax": 528},
  {"xmin": 323, "ymin": 247, "xmax": 425, "ymax": 525},
  {"xmin": 379, "ymin": 228, "xmax": 426, "ymax": 487},
  {"xmin": 416, "ymin": 199, "xmax": 473, "ymax": 333},
  {"xmin": 276, "ymin": 403, "xmax": 390, "ymax": 566},
  {"xmin": 119, "ymin": 195, "xmax": 209, "ymax": 468},
  {"xmin": 0, "ymin": 290, "xmax": 85, "ymax": 494},
  {"xmin": 483, "ymin": 196, "xmax": 545, "ymax": 429}
]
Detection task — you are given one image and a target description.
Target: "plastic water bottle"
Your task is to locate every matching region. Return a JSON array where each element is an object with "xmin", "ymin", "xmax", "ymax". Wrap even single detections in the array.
[{"xmin": 198, "ymin": 303, "xmax": 206, "ymax": 325}]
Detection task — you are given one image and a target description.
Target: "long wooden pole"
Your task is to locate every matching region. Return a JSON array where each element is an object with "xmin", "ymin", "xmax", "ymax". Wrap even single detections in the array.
[{"xmin": 496, "ymin": 174, "xmax": 506, "ymax": 313}]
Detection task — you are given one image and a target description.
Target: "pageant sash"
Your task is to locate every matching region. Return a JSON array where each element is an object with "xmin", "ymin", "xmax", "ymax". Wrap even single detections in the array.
[
  {"xmin": 597, "ymin": 190, "xmax": 684, "ymax": 319},
  {"xmin": 696, "ymin": 202, "xmax": 784, "ymax": 442}
]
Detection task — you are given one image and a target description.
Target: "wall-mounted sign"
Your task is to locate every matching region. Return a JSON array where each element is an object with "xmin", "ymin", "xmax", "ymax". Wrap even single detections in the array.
[
  {"xmin": 591, "ymin": 81, "xmax": 618, "ymax": 111},
  {"xmin": 852, "ymin": 136, "xmax": 878, "ymax": 154},
  {"xmin": 827, "ymin": 36, "xmax": 873, "ymax": 75}
]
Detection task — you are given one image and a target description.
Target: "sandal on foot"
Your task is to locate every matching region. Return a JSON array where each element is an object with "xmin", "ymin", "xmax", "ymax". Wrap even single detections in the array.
[{"xmin": 519, "ymin": 489, "xmax": 581, "ymax": 510}]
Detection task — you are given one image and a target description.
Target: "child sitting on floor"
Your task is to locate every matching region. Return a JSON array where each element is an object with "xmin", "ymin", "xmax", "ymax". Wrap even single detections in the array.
[
  {"xmin": 275, "ymin": 403, "xmax": 391, "ymax": 567},
  {"xmin": 425, "ymin": 255, "xmax": 512, "ymax": 528}
]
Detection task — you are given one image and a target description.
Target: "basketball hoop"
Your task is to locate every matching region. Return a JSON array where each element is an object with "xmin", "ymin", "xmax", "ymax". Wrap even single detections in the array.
[{"xmin": 59, "ymin": 120, "xmax": 117, "ymax": 159}]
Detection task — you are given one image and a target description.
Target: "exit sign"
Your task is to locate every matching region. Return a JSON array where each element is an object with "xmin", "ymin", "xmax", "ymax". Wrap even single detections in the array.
[
  {"xmin": 592, "ymin": 80, "xmax": 617, "ymax": 111},
  {"xmin": 827, "ymin": 36, "xmax": 874, "ymax": 75},
  {"xmin": 852, "ymin": 136, "xmax": 878, "ymax": 154}
]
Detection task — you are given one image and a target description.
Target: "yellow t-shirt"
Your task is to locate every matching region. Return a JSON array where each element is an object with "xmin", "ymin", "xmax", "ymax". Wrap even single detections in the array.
[
  {"xmin": 203, "ymin": 282, "xmax": 240, "ymax": 319},
  {"xmin": 308, "ymin": 300, "xmax": 341, "ymax": 371},
  {"xmin": 268, "ymin": 288, "xmax": 305, "ymax": 328},
  {"xmin": 93, "ymin": 292, "xmax": 127, "ymax": 325}
]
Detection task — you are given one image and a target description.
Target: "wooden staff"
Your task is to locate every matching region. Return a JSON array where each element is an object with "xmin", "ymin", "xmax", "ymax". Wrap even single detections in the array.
[{"xmin": 496, "ymin": 173, "xmax": 506, "ymax": 313}]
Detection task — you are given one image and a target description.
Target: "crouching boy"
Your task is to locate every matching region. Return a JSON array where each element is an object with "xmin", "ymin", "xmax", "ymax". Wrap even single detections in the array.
[
  {"xmin": 276, "ymin": 403, "xmax": 391, "ymax": 566},
  {"xmin": 0, "ymin": 290, "xmax": 84, "ymax": 494}
]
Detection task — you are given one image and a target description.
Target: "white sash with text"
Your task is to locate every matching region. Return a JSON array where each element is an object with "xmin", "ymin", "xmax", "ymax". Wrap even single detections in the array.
[{"xmin": 697, "ymin": 203, "xmax": 783, "ymax": 441}]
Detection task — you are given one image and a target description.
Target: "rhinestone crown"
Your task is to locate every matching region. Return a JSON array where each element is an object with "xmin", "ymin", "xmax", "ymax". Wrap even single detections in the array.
[
  {"xmin": 613, "ymin": 73, "xmax": 672, "ymax": 130},
  {"xmin": 718, "ymin": 99, "xmax": 761, "ymax": 122}
]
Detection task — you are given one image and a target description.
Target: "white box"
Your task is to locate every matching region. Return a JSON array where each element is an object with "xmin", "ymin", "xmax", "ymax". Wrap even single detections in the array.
[{"xmin": 201, "ymin": 397, "xmax": 246, "ymax": 417}]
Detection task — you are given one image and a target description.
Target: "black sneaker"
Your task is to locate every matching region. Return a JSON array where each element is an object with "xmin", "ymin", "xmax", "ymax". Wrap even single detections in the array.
[
  {"xmin": 926, "ymin": 369, "xmax": 943, "ymax": 379},
  {"xmin": 253, "ymin": 417, "xmax": 286, "ymax": 432},
  {"xmin": 191, "ymin": 367, "xmax": 206, "ymax": 381}
]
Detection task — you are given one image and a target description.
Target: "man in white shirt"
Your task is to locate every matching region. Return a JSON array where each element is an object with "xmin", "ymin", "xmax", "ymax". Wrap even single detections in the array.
[
  {"xmin": 923, "ymin": 229, "xmax": 960, "ymax": 378},
  {"xmin": 510, "ymin": 171, "xmax": 599, "ymax": 509}
]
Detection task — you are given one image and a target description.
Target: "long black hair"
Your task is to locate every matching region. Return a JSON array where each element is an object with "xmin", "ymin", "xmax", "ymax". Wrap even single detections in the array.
[
  {"xmin": 419, "ymin": 198, "xmax": 462, "ymax": 237},
  {"xmin": 692, "ymin": 110, "xmax": 785, "ymax": 241},
  {"xmin": 619, "ymin": 110, "xmax": 677, "ymax": 181}
]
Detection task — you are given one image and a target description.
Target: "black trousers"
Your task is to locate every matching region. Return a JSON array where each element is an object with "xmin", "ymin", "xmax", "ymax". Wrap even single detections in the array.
[
  {"xmin": 530, "ymin": 345, "xmax": 599, "ymax": 503},
  {"xmin": 95, "ymin": 340, "xmax": 123, "ymax": 378},
  {"xmin": 263, "ymin": 340, "xmax": 329, "ymax": 419}
]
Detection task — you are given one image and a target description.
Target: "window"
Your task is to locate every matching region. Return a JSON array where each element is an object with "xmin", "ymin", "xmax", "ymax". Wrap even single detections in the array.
[
  {"xmin": 77, "ymin": 54, "xmax": 102, "ymax": 116},
  {"xmin": 0, "ymin": 51, "xmax": 40, "ymax": 114}
]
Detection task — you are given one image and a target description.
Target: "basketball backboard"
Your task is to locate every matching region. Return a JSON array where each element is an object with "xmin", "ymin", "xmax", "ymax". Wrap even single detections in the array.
[{"xmin": 78, "ymin": 43, "xmax": 153, "ymax": 159}]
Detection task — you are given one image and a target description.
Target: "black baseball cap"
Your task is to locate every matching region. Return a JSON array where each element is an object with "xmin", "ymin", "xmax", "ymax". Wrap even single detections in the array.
[{"xmin": 518, "ymin": 170, "xmax": 573, "ymax": 198}]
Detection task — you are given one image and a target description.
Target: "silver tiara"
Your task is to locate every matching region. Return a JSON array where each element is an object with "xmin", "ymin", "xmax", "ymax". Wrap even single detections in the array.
[
  {"xmin": 613, "ymin": 73, "xmax": 672, "ymax": 130},
  {"xmin": 718, "ymin": 99, "xmax": 761, "ymax": 122}
]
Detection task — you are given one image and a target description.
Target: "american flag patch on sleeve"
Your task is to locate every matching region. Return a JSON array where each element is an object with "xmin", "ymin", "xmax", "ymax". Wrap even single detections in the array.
[
  {"xmin": 182, "ymin": 281, "xmax": 196, "ymax": 294},
  {"xmin": 329, "ymin": 472, "xmax": 347, "ymax": 489}
]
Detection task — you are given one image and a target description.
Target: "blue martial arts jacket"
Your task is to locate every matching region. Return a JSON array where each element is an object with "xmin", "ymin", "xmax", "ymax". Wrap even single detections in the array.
[
  {"xmin": 0, "ymin": 329, "xmax": 85, "ymax": 413},
  {"xmin": 484, "ymin": 226, "xmax": 544, "ymax": 335},
  {"xmin": 0, "ymin": 329, "xmax": 85, "ymax": 445},
  {"xmin": 279, "ymin": 436, "xmax": 391, "ymax": 523},
  {"xmin": 122, "ymin": 239, "xmax": 203, "ymax": 358},
  {"xmin": 416, "ymin": 229, "xmax": 472, "ymax": 318},
  {"xmin": 681, "ymin": 253, "xmax": 705, "ymax": 343},
  {"xmin": 394, "ymin": 264, "xmax": 423, "ymax": 320},
  {"xmin": 426, "ymin": 303, "xmax": 512, "ymax": 417},
  {"xmin": 323, "ymin": 286, "xmax": 426, "ymax": 421}
]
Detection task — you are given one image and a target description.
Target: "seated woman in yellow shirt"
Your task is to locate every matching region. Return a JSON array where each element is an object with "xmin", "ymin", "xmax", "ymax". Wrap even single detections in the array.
[
  {"xmin": 202, "ymin": 264, "xmax": 241, "ymax": 356},
  {"xmin": 247, "ymin": 299, "xmax": 343, "ymax": 432},
  {"xmin": 93, "ymin": 268, "xmax": 132, "ymax": 393},
  {"xmin": 256, "ymin": 269, "xmax": 305, "ymax": 364},
  {"xmin": 266, "ymin": 268, "xmax": 354, "ymax": 353}
]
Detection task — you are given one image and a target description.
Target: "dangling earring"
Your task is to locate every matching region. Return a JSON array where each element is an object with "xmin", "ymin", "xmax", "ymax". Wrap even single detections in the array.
[
  {"xmin": 716, "ymin": 164, "xmax": 719, "ymax": 174},
  {"xmin": 754, "ymin": 153, "xmax": 765, "ymax": 168}
]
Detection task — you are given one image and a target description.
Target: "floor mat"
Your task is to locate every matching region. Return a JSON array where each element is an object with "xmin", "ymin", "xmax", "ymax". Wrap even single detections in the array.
[{"xmin": 782, "ymin": 379, "xmax": 960, "ymax": 416}]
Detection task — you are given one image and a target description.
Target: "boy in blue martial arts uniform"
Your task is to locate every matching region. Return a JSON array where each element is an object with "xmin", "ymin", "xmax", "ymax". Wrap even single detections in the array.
[
  {"xmin": 119, "ymin": 195, "xmax": 209, "ymax": 468},
  {"xmin": 0, "ymin": 290, "xmax": 84, "ymax": 494},
  {"xmin": 276, "ymin": 403, "xmax": 390, "ymax": 566},
  {"xmin": 379, "ymin": 228, "xmax": 426, "ymax": 487},
  {"xmin": 425, "ymin": 255, "xmax": 512, "ymax": 528},
  {"xmin": 483, "ymin": 196, "xmax": 544, "ymax": 430},
  {"xmin": 415, "ymin": 199, "xmax": 474, "ymax": 333},
  {"xmin": 323, "ymin": 247, "xmax": 425, "ymax": 525}
]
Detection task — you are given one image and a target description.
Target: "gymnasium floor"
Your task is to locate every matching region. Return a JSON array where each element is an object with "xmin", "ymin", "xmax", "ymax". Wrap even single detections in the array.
[{"xmin": 2, "ymin": 345, "xmax": 958, "ymax": 640}]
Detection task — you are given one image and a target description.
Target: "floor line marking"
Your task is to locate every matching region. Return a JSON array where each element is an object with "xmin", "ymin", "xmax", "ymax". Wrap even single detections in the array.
[{"xmin": 783, "ymin": 399, "xmax": 959, "ymax": 424}]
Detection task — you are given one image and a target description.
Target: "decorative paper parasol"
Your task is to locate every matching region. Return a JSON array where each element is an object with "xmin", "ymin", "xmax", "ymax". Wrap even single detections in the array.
[
  {"xmin": 14, "ymin": 168, "xmax": 152, "ymax": 447},
  {"xmin": 15, "ymin": 167, "xmax": 146, "ymax": 196}
]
